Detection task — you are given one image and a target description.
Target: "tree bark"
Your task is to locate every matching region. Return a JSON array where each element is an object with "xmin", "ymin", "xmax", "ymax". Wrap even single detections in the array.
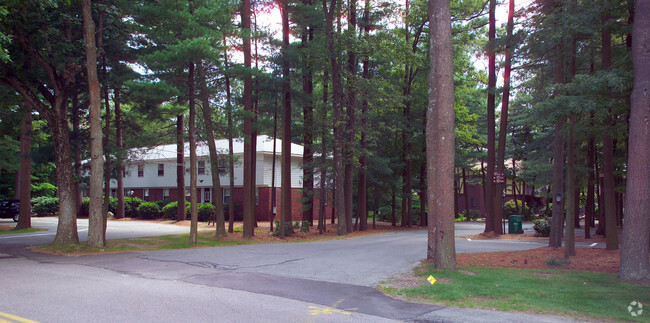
[
  {"xmin": 427, "ymin": 0, "xmax": 456, "ymax": 270},
  {"xmin": 495, "ymin": 0, "xmax": 515, "ymax": 234},
  {"xmin": 177, "ymin": 114, "xmax": 186, "ymax": 221},
  {"xmin": 280, "ymin": 0, "xmax": 294, "ymax": 237},
  {"xmin": 344, "ymin": 0, "xmax": 357, "ymax": 233},
  {"xmin": 322, "ymin": 0, "xmax": 347, "ymax": 235},
  {"xmin": 15, "ymin": 108, "xmax": 32, "ymax": 230},
  {"xmin": 84, "ymin": 0, "xmax": 106, "ymax": 248},
  {"xmin": 601, "ymin": 13, "xmax": 618, "ymax": 250},
  {"xmin": 484, "ymin": 0, "xmax": 497, "ymax": 234},
  {"xmin": 188, "ymin": 59, "xmax": 199, "ymax": 246},
  {"xmin": 198, "ymin": 64, "xmax": 226, "ymax": 237},
  {"xmin": 564, "ymin": 116, "xmax": 576, "ymax": 258},
  {"xmin": 302, "ymin": 0, "xmax": 314, "ymax": 229},
  {"xmin": 242, "ymin": 0, "xmax": 254, "ymax": 238},
  {"xmin": 115, "ymin": 89, "xmax": 125, "ymax": 219},
  {"xmin": 98, "ymin": 8, "xmax": 111, "ymax": 230},
  {"xmin": 549, "ymin": 116, "xmax": 565, "ymax": 248},
  {"xmin": 357, "ymin": 0, "xmax": 370, "ymax": 231},
  {"xmin": 224, "ymin": 37, "xmax": 235, "ymax": 234},
  {"xmin": 620, "ymin": 0, "xmax": 650, "ymax": 280}
]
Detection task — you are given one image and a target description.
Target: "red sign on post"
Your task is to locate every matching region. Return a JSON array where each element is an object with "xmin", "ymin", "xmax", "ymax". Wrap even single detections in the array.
[{"xmin": 493, "ymin": 171, "xmax": 505, "ymax": 184}]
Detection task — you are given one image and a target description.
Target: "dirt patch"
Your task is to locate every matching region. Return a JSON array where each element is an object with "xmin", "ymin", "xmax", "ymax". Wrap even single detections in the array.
[{"xmin": 460, "ymin": 231, "xmax": 607, "ymax": 244}]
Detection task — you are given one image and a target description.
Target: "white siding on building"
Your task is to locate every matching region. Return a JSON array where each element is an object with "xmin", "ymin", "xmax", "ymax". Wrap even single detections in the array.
[{"xmin": 113, "ymin": 135, "xmax": 304, "ymax": 190}]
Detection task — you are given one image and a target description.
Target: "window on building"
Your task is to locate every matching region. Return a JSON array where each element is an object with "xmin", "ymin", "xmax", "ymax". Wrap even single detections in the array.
[
  {"xmin": 198, "ymin": 160, "xmax": 205, "ymax": 175},
  {"xmin": 256, "ymin": 187, "xmax": 259, "ymax": 206},
  {"xmin": 204, "ymin": 188, "xmax": 211, "ymax": 203},
  {"xmin": 138, "ymin": 165, "xmax": 144, "ymax": 177},
  {"xmin": 111, "ymin": 189, "xmax": 116, "ymax": 198},
  {"xmin": 223, "ymin": 188, "xmax": 231, "ymax": 205},
  {"xmin": 144, "ymin": 189, "xmax": 150, "ymax": 202},
  {"xmin": 158, "ymin": 163, "xmax": 164, "ymax": 176},
  {"xmin": 471, "ymin": 198, "xmax": 476, "ymax": 208},
  {"xmin": 185, "ymin": 189, "xmax": 191, "ymax": 202},
  {"xmin": 163, "ymin": 189, "xmax": 170, "ymax": 201}
]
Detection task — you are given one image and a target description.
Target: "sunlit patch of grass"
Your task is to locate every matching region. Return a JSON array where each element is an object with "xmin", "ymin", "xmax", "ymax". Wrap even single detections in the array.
[
  {"xmin": 0, "ymin": 227, "xmax": 45, "ymax": 234},
  {"xmin": 31, "ymin": 230, "xmax": 258, "ymax": 255},
  {"xmin": 384, "ymin": 263, "xmax": 650, "ymax": 322}
]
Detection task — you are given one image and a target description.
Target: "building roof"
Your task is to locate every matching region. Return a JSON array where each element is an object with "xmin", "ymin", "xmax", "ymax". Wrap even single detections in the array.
[{"xmin": 129, "ymin": 135, "xmax": 304, "ymax": 162}]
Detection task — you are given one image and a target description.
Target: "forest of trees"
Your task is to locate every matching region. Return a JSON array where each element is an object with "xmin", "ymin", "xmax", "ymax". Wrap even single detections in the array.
[{"xmin": 0, "ymin": 0, "xmax": 647, "ymax": 280}]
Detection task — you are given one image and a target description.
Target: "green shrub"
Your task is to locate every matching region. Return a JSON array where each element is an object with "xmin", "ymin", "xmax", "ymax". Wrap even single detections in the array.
[
  {"xmin": 137, "ymin": 202, "xmax": 161, "ymax": 219},
  {"xmin": 271, "ymin": 219, "xmax": 293, "ymax": 237},
  {"xmin": 533, "ymin": 216, "xmax": 551, "ymax": 237},
  {"xmin": 162, "ymin": 201, "xmax": 186, "ymax": 220},
  {"xmin": 31, "ymin": 183, "xmax": 58, "ymax": 198},
  {"xmin": 124, "ymin": 197, "xmax": 143, "ymax": 217},
  {"xmin": 196, "ymin": 203, "xmax": 216, "ymax": 222},
  {"xmin": 455, "ymin": 213, "xmax": 467, "ymax": 222},
  {"xmin": 31, "ymin": 196, "xmax": 59, "ymax": 216},
  {"xmin": 79, "ymin": 196, "xmax": 118, "ymax": 217},
  {"xmin": 545, "ymin": 257, "xmax": 570, "ymax": 267},
  {"xmin": 504, "ymin": 200, "xmax": 529, "ymax": 218},
  {"xmin": 155, "ymin": 200, "xmax": 170, "ymax": 209}
]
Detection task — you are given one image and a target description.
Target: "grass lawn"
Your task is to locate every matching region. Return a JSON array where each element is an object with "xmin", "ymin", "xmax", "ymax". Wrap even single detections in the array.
[
  {"xmin": 382, "ymin": 263, "xmax": 650, "ymax": 322},
  {"xmin": 31, "ymin": 230, "xmax": 261, "ymax": 255},
  {"xmin": 0, "ymin": 226, "xmax": 44, "ymax": 234}
]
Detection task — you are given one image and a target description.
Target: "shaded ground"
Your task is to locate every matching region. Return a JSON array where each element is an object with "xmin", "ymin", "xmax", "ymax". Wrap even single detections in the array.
[{"xmin": 455, "ymin": 247, "xmax": 621, "ymax": 273}]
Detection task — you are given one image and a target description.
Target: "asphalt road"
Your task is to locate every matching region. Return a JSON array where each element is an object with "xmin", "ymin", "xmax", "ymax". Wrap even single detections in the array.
[{"xmin": 0, "ymin": 218, "xmax": 587, "ymax": 323}]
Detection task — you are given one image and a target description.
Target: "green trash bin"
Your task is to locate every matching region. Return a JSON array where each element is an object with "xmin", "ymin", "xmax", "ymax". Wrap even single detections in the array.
[{"xmin": 508, "ymin": 215, "xmax": 523, "ymax": 234}]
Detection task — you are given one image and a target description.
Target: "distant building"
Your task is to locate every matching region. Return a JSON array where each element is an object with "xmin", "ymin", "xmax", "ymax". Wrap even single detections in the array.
[{"xmin": 98, "ymin": 135, "xmax": 330, "ymax": 221}]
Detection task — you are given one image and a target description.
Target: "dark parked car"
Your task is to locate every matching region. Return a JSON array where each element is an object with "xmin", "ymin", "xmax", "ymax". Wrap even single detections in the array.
[{"xmin": 0, "ymin": 199, "xmax": 21, "ymax": 222}]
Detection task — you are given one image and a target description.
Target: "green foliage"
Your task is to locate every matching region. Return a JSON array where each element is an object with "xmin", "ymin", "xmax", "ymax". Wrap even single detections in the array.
[
  {"xmin": 503, "ymin": 200, "xmax": 530, "ymax": 219},
  {"xmin": 271, "ymin": 219, "xmax": 293, "ymax": 237},
  {"xmin": 533, "ymin": 216, "xmax": 551, "ymax": 237},
  {"xmin": 31, "ymin": 183, "xmax": 57, "ymax": 198},
  {"xmin": 300, "ymin": 221, "xmax": 310, "ymax": 233},
  {"xmin": 456, "ymin": 210, "xmax": 480, "ymax": 222},
  {"xmin": 545, "ymin": 257, "xmax": 570, "ymax": 267},
  {"xmin": 80, "ymin": 197, "xmax": 118, "ymax": 217},
  {"xmin": 196, "ymin": 203, "xmax": 216, "ymax": 222},
  {"xmin": 124, "ymin": 197, "xmax": 143, "ymax": 218},
  {"xmin": 155, "ymin": 199, "xmax": 170, "ymax": 209},
  {"xmin": 161, "ymin": 201, "xmax": 185, "ymax": 220},
  {"xmin": 136, "ymin": 202, "xmax": 161, "ymax": 219},
  {"xmin": 31, "ymin": 196, "xmax": 59, "ymax": 216}
]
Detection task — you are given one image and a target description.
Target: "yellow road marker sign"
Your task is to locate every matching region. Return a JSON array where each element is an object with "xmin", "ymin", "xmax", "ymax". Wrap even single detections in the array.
[{"xmin": 427, "ymin": 275, "xmax": 437, "ymax": 285}]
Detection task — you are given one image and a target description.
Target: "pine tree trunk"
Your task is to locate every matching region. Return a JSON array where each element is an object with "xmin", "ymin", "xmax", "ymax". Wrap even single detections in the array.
[
  {"xmin": 322, "ymin": 0, "xmax": 346, "ymax": 235},
  {"xmin": 242, "ymin": 0, "xmax": 254, "ymax": 238},
  {"xmin": 72, "ymin": 94, "xmax": 83, "ymax": 218},
  {"xmin": 115, "ymin": 89, "xmax": 125, "ymax": 219},
  {"xmin": 302, "ymin": 3, "xmax": 314, "ymax": 229},
  {"xmin": 84, "ymin": 0, "xmax": 106, "ymax": 248},
  {"xmin": 224, "ymin": 37, "xmax": 235, "ymax": 234},
  {"xmin": 198, "ymin": 64, "xmax": 226, "ymax": 237},
  {"xmin": 344, "ymin": 0, "xmax": 357, "ymax": 233},
  {"xmin": 176, "ymin": 114, "xmax": 186, "ymax": 221},
  {"xmin": 15, "ymin": 108, "xmax": 32, "ymax": 230},
  {"xmin": 280, "ymin": 0, "xmax": 293, "ymax": 237},
  {"xmin": 484, "ymin": 0, "xmax": 497, "ymax": 234},
  {"xmin": 427, "ymin": 0, "xmax": 456, "ymax": 270},
  {"xmin": 564, "ymin": 116, "xmax": 576, "ymax": 258},
  {"xmin": 98, "ymin": 9, "xmax": 110, "ymax": 232},
  {"xmin": 601, "ymin": 13, "xmax": 618, "ymax": 250},
  {"xmin": 319, "ymin": 71, "xmax": 329, "ymax": 234},
  {"xmin": 620, "ymin": 0, "xmax": 650, "ymax": 280},
  {"xmin": 188, "ymin": 60, "xmax": 199, "ymax": 246},
  {"xmin": 357, "ymin": 0, "xmax": 370, "ymax": 231}
]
